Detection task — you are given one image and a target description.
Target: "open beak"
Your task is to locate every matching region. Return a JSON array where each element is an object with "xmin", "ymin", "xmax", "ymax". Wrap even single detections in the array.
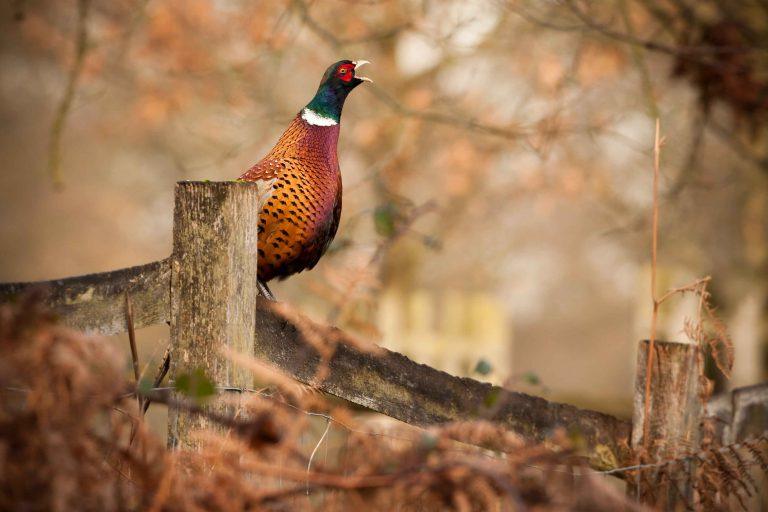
[{"xmin": 353, "ymin": 60, "xmax": 372, "ymax": 83}]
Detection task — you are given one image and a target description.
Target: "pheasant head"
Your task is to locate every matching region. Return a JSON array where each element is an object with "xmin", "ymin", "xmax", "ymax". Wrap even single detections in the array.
[{"xmin": 302, "ymin": 60, "xmax": 371, "ymax": 126}]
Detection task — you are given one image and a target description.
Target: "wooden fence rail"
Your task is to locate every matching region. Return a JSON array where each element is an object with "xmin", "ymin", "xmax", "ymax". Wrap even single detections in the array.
[
  {"xmin": 1, "ymin": 182, "xmax": 765, "ymax": 487},
  {"xmin": 0, "ymin": 258, "xmax": 631, "ymax": 470}
]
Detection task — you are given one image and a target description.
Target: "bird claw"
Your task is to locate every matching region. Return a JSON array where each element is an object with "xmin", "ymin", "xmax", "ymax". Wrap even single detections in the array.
[{"xmin": 257, "ymin": 280, "xmax": 277, "ymax": 301}]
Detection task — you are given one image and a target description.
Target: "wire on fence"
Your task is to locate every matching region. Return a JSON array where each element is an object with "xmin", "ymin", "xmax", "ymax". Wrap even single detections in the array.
[{"xmin": 9, "ymin": 383, "xmax": 763, "ymax": 481}]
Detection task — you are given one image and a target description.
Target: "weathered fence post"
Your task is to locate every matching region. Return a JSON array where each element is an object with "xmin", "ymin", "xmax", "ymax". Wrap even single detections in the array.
[
  {"xmin": 167, "ymin": 181, "xmax": 261, "ymax": 450},
  {"xmin": 631, "ymin": 339, "xmax": 705, "ymax": 509}
]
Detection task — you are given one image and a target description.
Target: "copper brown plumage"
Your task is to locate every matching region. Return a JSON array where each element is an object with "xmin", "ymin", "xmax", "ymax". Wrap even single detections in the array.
[
  {"xmin": 240, "ymin": 119, "xmax": 342, "ymax": 282},
  {"xmin": 238, "ymin": 60, "xmax": 370, "ymax": 298}
]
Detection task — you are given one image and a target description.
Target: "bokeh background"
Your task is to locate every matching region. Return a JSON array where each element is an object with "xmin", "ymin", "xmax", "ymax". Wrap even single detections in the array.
[{"xmin": 1, "ymin": 0, "xmax": 766, "ymax": 419}]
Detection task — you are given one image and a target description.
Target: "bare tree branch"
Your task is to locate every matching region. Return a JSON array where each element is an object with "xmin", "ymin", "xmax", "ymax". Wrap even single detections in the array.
[
  {"xmin": 291, "ymin": 0, "xmax": 409, "ymax": 50},
  {"xmin": 561, "ymin": 0, "xmax": 767, "ymax": 57},
  {"xmin": 47, "ymin": 0, "xmax": 91, "ymax": 189}
]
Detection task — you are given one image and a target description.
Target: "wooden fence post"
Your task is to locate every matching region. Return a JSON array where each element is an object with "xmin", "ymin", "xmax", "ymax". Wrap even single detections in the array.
[
  {"xmin": 631, "ymin": 339, "xmax": 705, "ymax": 509},
  {"xmin": 167, "ymin": 181, "xmax": 261, "ymax": 450}
]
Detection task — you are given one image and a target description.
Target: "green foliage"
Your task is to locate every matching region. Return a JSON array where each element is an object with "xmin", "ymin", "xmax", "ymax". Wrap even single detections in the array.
[
  {"xmin": 137, "ymin": 377, "xmax": 155, "ymax": 396},
  {"xmin": 522, "ymin": 372, "xmax": 540, "ymax": 386},
  {"xmin": 473, "ymin": 358, "xmax": 493, "ymax": 376},
  {"xmin": 373, "ymin": 203, "xmax": 398, "ymax": 238},
  {"xmin": 174, "ymin": 368, "xmax": 216, "ymax": 402},
  {"xmin": 483, "ymin": 387, "xmax": 501, "ymax": 408},
  {"xmin": 420, "ymin": 432, "xmax": 438, "ymax": 451}
]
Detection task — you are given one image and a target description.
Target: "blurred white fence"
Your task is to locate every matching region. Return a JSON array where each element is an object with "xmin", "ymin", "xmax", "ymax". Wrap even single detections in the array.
[{"xmin": 378, "ymin": 288, "xmax": 511, "ymax": 383}]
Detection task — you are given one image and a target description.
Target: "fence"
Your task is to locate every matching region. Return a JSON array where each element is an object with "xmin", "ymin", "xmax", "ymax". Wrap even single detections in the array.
[{"xmin": 1, "ymin": 181, "xmax": 765, "ymax": 509}]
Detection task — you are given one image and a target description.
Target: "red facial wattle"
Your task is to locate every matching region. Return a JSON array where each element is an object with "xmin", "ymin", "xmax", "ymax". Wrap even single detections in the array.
[
  {"xmin": 336, "ymin": 64, "xmax": 355, "ymax": 82},
  {"xmin": 335, "ymin": 61, "xmax": 372, "ymax": 84}
]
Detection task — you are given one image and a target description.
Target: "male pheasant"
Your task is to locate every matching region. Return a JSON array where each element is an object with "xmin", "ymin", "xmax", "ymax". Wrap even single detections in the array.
[{"xmin": 239, "ymin": 60, "xmax": 371, "ymax": 300}]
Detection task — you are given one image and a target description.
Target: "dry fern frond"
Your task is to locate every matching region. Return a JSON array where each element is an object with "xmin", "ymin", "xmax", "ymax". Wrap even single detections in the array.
[
  {"xmin": 701, "ymin": 299, "xmax": 734, "ymax": 378},
  {"xmin": 636, "ymin": 433, "xmax": 768, "ymax": 511},
  {"xmin": 0, "ymin": 296, "xmax": 649, "ymax": 512},
  {"xmin": 661, "ymin": 277, "xmax": 734, "ymax": 378}
]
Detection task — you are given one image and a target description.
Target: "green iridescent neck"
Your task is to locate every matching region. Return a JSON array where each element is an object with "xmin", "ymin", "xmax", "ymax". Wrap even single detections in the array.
[{"xmin": 305, "ymin": 83, "xmax": 349, "ymax": 123}]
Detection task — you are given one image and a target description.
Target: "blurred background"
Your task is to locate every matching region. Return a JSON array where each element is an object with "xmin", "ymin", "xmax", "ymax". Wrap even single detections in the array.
[{"xmin": 1, "ymin": 0, "xmax": 766, "ymax": 419}]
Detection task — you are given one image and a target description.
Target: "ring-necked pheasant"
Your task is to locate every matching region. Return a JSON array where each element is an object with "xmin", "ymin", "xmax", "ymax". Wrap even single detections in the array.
[{"xmin": 239, "ymin": 60, "xmax": 371, "ymax": 300}]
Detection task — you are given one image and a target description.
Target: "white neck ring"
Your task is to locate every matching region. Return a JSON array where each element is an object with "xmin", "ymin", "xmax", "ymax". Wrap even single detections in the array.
[{"xmin": 301, "ymin": 108, "xmax": 338, "ymax": 126}]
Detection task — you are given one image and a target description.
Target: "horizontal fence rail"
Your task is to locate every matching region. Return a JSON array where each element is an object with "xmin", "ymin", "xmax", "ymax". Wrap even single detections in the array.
[
  {"xmin": 0, "ymin": 256, "xmax": 632, "ymax": 470},
  {"xmin": 0, "ymin": 259, "xmax": 171, "ymax": 335}
]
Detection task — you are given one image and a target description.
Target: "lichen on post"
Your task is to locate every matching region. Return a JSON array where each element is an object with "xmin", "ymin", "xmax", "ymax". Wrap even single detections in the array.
[{"xmin": 167, "ymin": 181, "xmax": 261, "ymax": 450}]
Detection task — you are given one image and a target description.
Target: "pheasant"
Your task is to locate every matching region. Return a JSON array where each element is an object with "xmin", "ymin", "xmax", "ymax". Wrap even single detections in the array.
[{"xmin": 239, "ymin": 60, "xmax": 371, "ymax": 300}]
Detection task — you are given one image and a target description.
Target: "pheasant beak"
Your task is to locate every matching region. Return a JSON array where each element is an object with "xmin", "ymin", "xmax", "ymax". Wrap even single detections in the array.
[{"xmin": 353, "ymin": 60, "xmax": 372, "ymax": 83}]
